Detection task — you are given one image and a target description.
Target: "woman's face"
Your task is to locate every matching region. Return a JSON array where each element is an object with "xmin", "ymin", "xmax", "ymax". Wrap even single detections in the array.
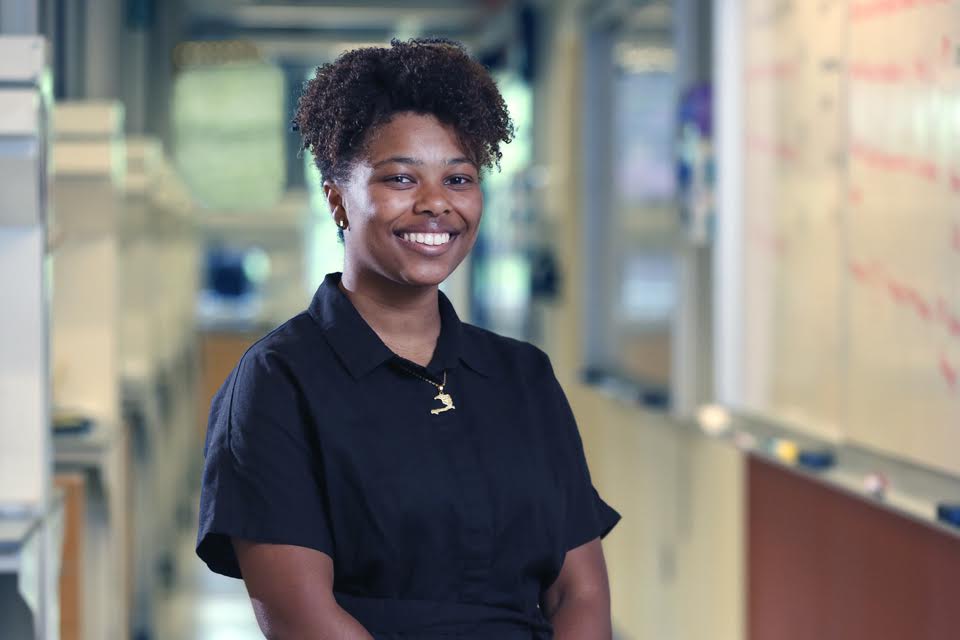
[{"xmin": 327, "ymin": 112, "xmax": 483, "ymax": 288}]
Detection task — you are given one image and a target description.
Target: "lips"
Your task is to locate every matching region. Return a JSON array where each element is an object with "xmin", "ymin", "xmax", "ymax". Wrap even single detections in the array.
[{"xmin": 394, "ymin": 224, "xmax": 461, "ymax": 235}]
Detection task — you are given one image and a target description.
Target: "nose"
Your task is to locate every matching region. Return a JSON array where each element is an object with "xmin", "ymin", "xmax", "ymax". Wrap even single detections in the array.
[{"xmin": 414, "ymin": 183, "xmax": 452, "ymax": 217}]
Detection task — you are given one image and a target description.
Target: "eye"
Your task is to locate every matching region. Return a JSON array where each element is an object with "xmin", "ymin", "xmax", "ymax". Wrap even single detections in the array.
[
  {"xmin": 446, "ymin": 175, "xmax": 474, "ymax": 186},
  {"xmin": 385, "ymin": 175, "xmax": 414, "ymax": 184}
]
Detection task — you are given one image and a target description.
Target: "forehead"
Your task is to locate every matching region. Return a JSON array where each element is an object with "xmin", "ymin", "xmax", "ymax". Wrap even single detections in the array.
[{"xmin": 363, "ymin": 112, "xmax": 468, "ymax": 162}]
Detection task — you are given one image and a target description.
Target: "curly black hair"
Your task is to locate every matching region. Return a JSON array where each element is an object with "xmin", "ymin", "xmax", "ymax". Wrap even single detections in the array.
[{"xmin": 292, "ymin": 37, "xmax": 514, "ymax": 186}]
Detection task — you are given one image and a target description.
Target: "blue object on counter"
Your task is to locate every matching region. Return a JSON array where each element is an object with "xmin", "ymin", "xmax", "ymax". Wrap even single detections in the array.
[
  {"xmin": 205, "ymin": 246, "xmax": 252, "ymax": 298},
  {"xmin": 797, "ymin": 449, "xmax": 836, "ymax": 471},
  {"xmin": 52, "ymin": 414, "xmax": 93, "ymax": 435},
  {"xmin": 936, "ymin": 504, "xmax": 960, "ymax": 528}
]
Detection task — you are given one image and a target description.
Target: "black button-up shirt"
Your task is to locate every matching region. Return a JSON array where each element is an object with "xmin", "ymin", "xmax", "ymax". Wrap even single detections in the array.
[{"xmin": 197, "ymin": 272, "xmax": 620, "ymax": 639}]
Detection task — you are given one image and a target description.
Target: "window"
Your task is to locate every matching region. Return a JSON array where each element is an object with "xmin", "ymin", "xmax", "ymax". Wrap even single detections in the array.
[{"xmin": 583, "ymin": 2, "xmax": 679, "ymax": 406}]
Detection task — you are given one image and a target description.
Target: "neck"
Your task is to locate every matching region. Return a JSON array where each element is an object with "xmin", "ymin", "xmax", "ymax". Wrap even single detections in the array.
[{"xmin": 339, "ymin": 268, "xmax": 441, "ymax": 366}]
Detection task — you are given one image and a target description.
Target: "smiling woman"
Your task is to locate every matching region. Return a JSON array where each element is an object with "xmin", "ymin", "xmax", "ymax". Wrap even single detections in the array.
[
  {"xmin": 327, "ymin": 112, "xmax": 482, "ymax": 288},
  {"xmin": 196, "ymin": 37, "xmax": 620, "ymax": 640}
]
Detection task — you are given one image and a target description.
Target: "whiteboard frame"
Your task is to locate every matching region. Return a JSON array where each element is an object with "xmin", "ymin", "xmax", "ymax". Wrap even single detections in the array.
[{"xmin": 713, "ymin": 0, "xmax": 745, "ymax": 408}]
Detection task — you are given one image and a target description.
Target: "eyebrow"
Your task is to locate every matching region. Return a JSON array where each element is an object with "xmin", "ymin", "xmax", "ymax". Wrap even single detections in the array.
[{"xmin": 372, "ymin": 156, "xmax": 476, "ymax": 169}]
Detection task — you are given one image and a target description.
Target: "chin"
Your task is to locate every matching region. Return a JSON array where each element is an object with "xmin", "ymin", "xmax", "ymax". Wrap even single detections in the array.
[
  {"xmin": 395, "ymin": 259, "xmax": 461, "ymax": 288},
  {"xmin": 399, "ymin": 268, "xmax": 453, "ymax": 288}
]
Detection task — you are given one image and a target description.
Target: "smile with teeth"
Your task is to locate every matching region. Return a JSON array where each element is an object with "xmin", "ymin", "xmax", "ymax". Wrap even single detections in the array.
[{"xmin": 400, "ymin": 232, "xmax": 453, "ymax": 246}]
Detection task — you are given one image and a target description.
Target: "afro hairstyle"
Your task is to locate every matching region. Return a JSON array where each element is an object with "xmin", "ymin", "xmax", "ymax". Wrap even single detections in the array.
[{"xmin": 292, "ymin": 36, "xmax": 514, "ymax": 187}]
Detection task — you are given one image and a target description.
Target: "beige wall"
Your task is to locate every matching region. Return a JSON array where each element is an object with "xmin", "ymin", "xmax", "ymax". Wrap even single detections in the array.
[{"xmin": 571, "ymin": 393, "xmax": 745, "ymax": 640}]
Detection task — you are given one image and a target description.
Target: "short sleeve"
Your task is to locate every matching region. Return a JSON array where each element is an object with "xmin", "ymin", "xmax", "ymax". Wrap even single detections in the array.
[
  {"xmin": 196, "ymin": 347, "xmax": 334, "ymax": 578},
  {"xmin": 541, "ymin": 353, "xmax": 621, "ymax": 552}
]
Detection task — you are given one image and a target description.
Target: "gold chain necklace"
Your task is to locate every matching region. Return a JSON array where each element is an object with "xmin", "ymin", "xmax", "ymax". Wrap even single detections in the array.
[{"xmin": 396, "ymin": 365, "xmax": 456, "ymax": 415}]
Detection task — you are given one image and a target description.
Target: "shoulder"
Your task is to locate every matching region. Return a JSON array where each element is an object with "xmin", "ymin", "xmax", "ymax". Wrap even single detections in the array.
[
  {"xmin": 235, "ymin": 311, "xmax": 326, "ymax": 376},
  {"xmin": 224, "ymin": 311, "xmax": 330, "ymax": 410},
  {"xmin": 460, "ymin": 325, "xmax": 580, "ymax": 440},
  {"xmin": 243, "ymin": 311, "xmax": 321, "ymax": 360},
  {"xmin": 460, "ymin": 322, "xmax": 554, "ymax": 380}
]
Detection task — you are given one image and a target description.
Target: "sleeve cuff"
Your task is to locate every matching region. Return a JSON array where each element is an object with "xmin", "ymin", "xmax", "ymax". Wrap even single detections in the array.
[{"xmin": 595, "ymin": 492, "xmax": 621, "ymax": 540}]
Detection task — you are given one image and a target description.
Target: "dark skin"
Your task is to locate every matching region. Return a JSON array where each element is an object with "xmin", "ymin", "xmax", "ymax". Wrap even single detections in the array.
[{"xmin": 233, "ymin": 112, "xmax": 612, "ymax": 639}]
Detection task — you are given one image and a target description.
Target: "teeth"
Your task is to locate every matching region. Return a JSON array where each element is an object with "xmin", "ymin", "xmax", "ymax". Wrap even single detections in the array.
[{"xmin": 402, "ymin": 232, "xmax": 452, "ymax": 246}]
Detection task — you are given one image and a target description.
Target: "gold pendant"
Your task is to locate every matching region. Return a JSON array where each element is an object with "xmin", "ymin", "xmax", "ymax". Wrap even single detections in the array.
[{"xmin": 431, "ymin": 388, "xmax": 455, "ymax": 415}]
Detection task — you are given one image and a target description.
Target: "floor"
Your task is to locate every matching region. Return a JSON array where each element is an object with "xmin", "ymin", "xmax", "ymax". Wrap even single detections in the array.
[{"xmin": 154, "ymin": 522, "xmax": 262, "ymax": 640}]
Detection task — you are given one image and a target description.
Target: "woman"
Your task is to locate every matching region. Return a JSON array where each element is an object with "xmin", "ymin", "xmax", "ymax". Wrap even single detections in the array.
[{"xmin": 197, "ymin": 37, "xmax": 620, "ymax": 639}]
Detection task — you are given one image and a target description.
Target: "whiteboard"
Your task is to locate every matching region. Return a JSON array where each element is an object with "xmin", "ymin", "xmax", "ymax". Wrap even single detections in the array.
[{"xmin": 734, "ymin": 0, "xmax": 960, "ymax": 476}]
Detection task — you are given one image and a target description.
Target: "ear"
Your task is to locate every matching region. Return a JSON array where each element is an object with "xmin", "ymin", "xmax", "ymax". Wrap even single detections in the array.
[
  {"xmin": 323, "ymin": 180, "xmax": 346, "ymax": 226},
  {"xmin": 322, "ymin": 180, "xmax": 343, "ymax": 212}
]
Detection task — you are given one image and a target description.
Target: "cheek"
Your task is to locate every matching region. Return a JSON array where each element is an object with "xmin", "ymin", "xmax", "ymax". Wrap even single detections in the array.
[
  {"xmin": 366, "ymin": 191, "xmax": 412, "ymax": 226},
  {"xmin": 346, "ymin": 183, "xmax": 398, "ymax": 217},
  {"xmin": 454, "ymin": 191, "xmax": 483, "ymax": 227}
]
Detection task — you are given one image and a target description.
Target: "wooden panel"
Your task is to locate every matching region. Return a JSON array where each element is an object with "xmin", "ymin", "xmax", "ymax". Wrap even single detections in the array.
[
  {"xmin": 197, "ymin": 332, "xmax": 261, "ymax": 440},
  {"xmin": 55, "ymin": 473, "xmax": 85, "ymax": 640},
  {"xmin": 748, "ymin": 457, "xmax": 960, "ymax": 640}
]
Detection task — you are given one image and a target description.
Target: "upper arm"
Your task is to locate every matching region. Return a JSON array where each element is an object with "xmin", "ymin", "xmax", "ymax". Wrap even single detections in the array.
[
  {"xmin": 536, "ymin": 350, "xmax": 621, "ymax": 552},
  {"xmin": 197, "ymin": 348, "xmax": 334, "ymax": 578},
  {"xmin": 542, "ymin": 537, "xmax": 611, "ymax": 618},
  {"xmin": 535, "ymin": 348, "xmax": 618, "ymax": 633},
  {"xmin": 233, "ymin": 539, "xmax": 337, "ymax": 638}
]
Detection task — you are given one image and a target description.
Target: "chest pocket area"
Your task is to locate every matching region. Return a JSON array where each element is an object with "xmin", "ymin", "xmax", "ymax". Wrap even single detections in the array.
[
  {"xmin": 476, "ymin": 395, "xmax": 563, "ymax": 561},
  {"xmin": 323, "ymin": 405, "xmax": 467, "ymax": 572}
]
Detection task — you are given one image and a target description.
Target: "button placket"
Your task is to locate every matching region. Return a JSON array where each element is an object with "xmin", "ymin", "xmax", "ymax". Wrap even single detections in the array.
[{"xmin": 431, "ymin": 372, "xmax": 494, "ymax": 602}]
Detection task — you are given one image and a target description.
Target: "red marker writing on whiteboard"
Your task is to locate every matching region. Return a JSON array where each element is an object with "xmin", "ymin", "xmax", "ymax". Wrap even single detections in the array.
[{"xmin": 940, "ymin": 354, "xmax": 957, "ymax": 389}]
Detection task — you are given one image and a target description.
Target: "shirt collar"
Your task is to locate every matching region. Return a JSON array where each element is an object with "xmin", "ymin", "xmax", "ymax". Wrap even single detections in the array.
[{"xmin": 308, "ymin": 272, "xmax": 491, "ymax": 379}]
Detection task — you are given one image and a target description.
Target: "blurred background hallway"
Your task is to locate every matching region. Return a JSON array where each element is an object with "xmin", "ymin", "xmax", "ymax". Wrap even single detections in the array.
[{"xmin": 2, "ymin": 1, "xmax": 960, "ymax": 639}]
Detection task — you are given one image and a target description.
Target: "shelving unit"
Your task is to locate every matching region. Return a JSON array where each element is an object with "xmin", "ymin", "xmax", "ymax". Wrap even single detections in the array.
[
  {"xmin": 0, "ymin": 35, "xmax": 63, "ymax": 640},
  {"xmin": 0, "ymin": 499, "xmax": 64, "ymax": 640},
  {"xmin": 50, "ymin": 100, "xmax": 131, "ymax": 640}
]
